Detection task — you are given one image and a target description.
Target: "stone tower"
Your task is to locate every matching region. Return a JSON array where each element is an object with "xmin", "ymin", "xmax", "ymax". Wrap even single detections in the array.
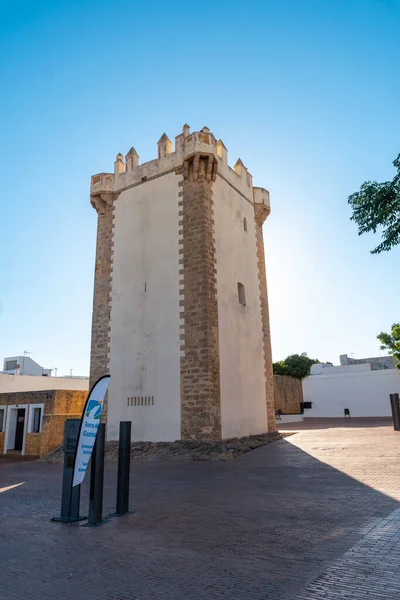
[{"xmin": 89, "ymin": 125, "xmax": 275, "ymax": 441}]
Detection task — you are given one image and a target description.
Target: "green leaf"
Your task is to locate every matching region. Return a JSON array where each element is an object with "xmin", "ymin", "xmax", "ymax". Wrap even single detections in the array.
[{"xmin": 348, "ymin": 153, "xmax": 400, "ymax": 254}]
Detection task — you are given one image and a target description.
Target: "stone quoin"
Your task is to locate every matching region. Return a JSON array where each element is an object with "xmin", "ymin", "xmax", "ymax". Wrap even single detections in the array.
[{"xmin": 89, "ymin": 125, "xmax": 275, "ymax": 441}]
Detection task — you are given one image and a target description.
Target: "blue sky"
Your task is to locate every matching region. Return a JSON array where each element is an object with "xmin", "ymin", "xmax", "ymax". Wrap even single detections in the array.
[{"xmin": 0, "ymin": 0, "xmax": 399, "ymax": 375}]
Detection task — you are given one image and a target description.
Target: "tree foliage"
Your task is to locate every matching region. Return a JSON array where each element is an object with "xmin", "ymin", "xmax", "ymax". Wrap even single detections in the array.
[
  {"xmin": 273, "ymin": 353, "xmax": 320, "ymax": 380},
  {"xmin": 348, "ymin": 153, "xmax": 400, "ymax": 254},
  {"xmin": 377, "ymin": 323, "xmax": 400, "ymax": 369}
]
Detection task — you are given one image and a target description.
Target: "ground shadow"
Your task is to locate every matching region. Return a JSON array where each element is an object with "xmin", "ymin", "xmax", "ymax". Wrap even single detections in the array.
[{"xmin": 0, "ymin": 426, "xmax": 399, "ymax": 600}]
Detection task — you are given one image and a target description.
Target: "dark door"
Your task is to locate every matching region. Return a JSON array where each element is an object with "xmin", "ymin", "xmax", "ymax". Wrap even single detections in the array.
[{"xmin": 14, "ymin": 409, "xmax": 25, "ymax": 451}]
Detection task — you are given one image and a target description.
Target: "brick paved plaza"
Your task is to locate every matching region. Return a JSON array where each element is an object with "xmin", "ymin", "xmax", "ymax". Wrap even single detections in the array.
[{"xmin": 1, "ymin": 418, "xmax": 400, "ymax": 599}]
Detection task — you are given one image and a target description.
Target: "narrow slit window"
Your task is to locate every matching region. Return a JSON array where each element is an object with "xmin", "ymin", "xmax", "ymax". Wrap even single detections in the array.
[
  {"xmin": 243, "ymin": 217, "xmax": 247, "ymax": 232},
  {"xmin": 238, "ymin": 282, "xmax": 246, "ymax": 306}
]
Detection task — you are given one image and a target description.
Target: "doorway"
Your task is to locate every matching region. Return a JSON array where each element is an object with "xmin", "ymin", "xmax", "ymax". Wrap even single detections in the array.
[
  {"xmin": 14, "ymin": 409, "xmax": 26, "ymax": 451},
  {"xmin": 4, "ymin": 405, "xmax": 28, "ymax": 454}
]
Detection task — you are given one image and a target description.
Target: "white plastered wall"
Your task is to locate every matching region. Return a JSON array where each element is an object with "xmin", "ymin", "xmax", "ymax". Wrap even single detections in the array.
[
  {"xmin": 303, "ymin": 369, "xmax": 400, "ymax": 417},
  {"xmin": 0, "ymin": 374, "xmax": 88, "ymax": 393},
  {"xmin": 108, "ymin": 173, "xmax": 181, "ymax": 441},
  {"xmin": 213, "ymin": 176, "xmax": 267, "ymax": 438}
]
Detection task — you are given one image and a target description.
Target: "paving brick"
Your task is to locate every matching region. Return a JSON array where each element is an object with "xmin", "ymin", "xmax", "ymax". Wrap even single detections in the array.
[{"xmin": 1, "ymin": 418, "xmax": 400, "ymax": 599}]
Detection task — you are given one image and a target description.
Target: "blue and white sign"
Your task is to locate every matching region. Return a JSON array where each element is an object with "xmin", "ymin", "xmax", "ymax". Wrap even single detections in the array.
[{"xmin": 72, "ymin": 375, "xmax": 110, "ymax": 487}]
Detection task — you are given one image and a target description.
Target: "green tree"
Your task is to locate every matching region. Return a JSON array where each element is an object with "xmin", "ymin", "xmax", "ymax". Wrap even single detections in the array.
[
  {"xmin": 348, "ymin": 153, "xmax": 400, "ymax": 254},
  {"xmin": 273, "ymin": 353, "xmax": 320, "ymax": 380},
  {"xmin": 377, "ymin": 323, "xmax": 400, "ymax": 369}
]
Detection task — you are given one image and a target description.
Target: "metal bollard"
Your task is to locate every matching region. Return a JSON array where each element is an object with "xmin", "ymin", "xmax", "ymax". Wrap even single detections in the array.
[
  {"xmin": 390, "ymin": 393, "xmax": 400, "ymax": 431},
  {"xmin": 110, "ymin": 421, "xmax": 134, "ymax": 517},
  {"xmin": 87, "ymin": 422, "xmax": 106, "ymax": 525}
]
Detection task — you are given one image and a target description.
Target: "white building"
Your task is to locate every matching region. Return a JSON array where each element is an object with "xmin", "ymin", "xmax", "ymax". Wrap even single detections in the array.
[
  {"xmin": 303, "ymin": 362, "xmax": 400, "ymax": 418},
  {"xmin": 340, "ymin": 353, "xmax": 396, "ymax": 370},
  {"xmin": 310, "ymin": 362, "xmax": 370, "ymax": 376},
  {"xmin": 89, "ymin": 125, "xmax": 275, "ymax": 441},
  {"xmin": 3, "ymin": 356, "xmax": 51, "ymax": 377}
]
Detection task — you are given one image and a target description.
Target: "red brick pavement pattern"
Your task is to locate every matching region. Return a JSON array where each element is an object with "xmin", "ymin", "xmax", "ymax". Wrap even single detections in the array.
[
  {"xmin": 1, "ymin": 418, "xmax": 400, "ymax": 599},
  {"xmin": 295, "ymin": 507, "xmax": 400, "ymax": 599}
]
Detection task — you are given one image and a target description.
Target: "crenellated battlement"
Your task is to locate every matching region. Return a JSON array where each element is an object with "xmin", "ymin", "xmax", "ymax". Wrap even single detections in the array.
[{"xmin": 90, "ymin": 125, "xmax": 269, "ymax": 211}]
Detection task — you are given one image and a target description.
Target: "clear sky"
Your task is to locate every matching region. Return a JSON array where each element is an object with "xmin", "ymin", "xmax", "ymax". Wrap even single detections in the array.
[{"xmin": 0, "ymin": 0, "xmax": 399, "ymax": 376}]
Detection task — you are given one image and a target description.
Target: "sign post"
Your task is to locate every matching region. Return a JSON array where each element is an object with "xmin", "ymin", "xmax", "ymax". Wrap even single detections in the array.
[
  {"xmin": 53, "ymin": 375, "xmax": 110, "ymax": 525},
  {"xmin": 71, "ymin": 375, "xmax": 110, "ymax": 527},
  {"xmin": 51, "ymin": 419, "xmax": 86, "ymax": 523},
  {"xmin": 72, "ymin": 375, "xmax": 110, "ymax": 489}
]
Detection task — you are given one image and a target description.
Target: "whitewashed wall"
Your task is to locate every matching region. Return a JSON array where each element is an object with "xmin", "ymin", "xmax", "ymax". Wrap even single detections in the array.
[
  {"xmin": 109, "ymin": 173, "xmax": 181, "ymax": 442},
  {"xmin": 303, "ymin": 369, "xmax": 400, "ymax": 417},
  {"xmin": 0, "ymin": 374, "xmax": 88, "ymax": 393},
  {"xmin": 213, "ymin": 176, "xmax": 267, "ymax": 438}
]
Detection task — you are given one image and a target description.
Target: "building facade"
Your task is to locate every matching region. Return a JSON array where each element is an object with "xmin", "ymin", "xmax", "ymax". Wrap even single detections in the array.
[
  {"xmin": 0, "ymin": 389, "xmax": 87, "ymax": 457},
  {"xmin": 89, "ymin": 125, "xmax": 275, "ymax": 441},
  {"xmin": 3, "ymin": 355, "xmax": 51, "ymax": 376},
  {"xmin": 339, "ymin": 353, "xmax": 397, "ymax": 370},
  {"xmin": 303, "ymin": 366, "xmax": 400, "ymax": 418}
]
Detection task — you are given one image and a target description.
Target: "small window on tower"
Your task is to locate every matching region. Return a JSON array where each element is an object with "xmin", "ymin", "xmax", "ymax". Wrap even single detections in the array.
[
  {"xmin": 243, "ymin": 217, "xmax": 247, "ymax": 232},
  {"xmin": 238, "ymin": 282, "xmax": 246, "ymax": 306}
]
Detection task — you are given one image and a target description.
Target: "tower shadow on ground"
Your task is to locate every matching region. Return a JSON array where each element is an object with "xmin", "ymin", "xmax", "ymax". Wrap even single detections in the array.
[{"xmin": 0, "ymin": 423, "xmax": 399, "ymax": 599}]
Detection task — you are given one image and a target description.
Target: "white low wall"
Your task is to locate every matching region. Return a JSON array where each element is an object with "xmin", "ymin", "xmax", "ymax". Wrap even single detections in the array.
[
  {"xmin": 0, "ymin": 374, "xmax": 89, "ymax": 393},
  {"xmin": 277, "ymin": 414, "xmax": 304, "ymax": 423},
  {"xmin": 303, "ymin": 369, "xmax": 400, "ymax": 417}
]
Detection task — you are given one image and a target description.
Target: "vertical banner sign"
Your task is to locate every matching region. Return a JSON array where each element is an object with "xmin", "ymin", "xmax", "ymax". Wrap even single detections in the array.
[{"xmin": 72, "ymin": 375, "xmax": 110, "ymax": 487}]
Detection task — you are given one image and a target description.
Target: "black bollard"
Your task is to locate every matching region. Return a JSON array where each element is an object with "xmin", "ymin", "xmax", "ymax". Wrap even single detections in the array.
[
  {"xmin": 87, "ymin": 422, "xmax": 106, "ymax": 526},
  {"xmin": 114, "ymin": 421, "xmax": 132, "ymax": 516},
  {"xmin": 390, "ymin": 393, "xmax": 400, "ymax": 431},
  {"xmin": 51, "ymin": 419, "xmax": 86, "ymax": 523}
]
